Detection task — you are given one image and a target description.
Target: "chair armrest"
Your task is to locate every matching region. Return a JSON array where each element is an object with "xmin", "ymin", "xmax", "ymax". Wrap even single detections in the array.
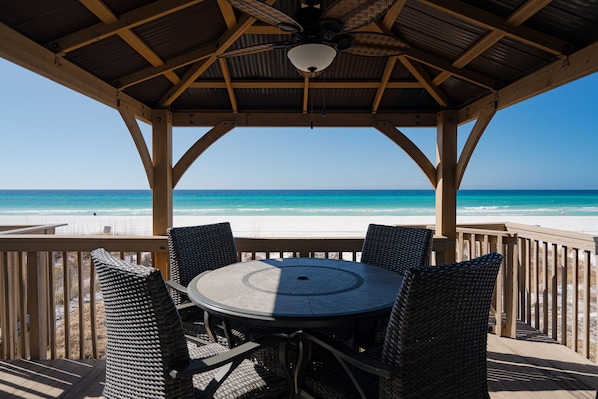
[
  {"xmin": 170, "ymin": 333, "xmax": 293, "ymax": 379},
  {"xmin": 302, "ymin": 329, "xmax": 399, "ymax": 379},
  {"xmin": 165, "ymin": 279, "xmax": 188, "ymax": 295}
]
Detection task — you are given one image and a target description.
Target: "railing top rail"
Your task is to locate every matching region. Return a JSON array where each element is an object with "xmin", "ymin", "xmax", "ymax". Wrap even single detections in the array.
[
  {"xmin": 0, "ymin": 234, "xmax": 169, "ymax": 252},
  {"xmin": 505, "ymin": 222, "xmax": 598, "ymax": 253},
  {"xmin": 0, "ymin": 224, "xmax": 67, "ymax": 234}
]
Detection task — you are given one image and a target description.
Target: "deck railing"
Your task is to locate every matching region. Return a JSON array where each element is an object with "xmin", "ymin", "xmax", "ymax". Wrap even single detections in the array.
[{"xmin": 0, "ymin": 223, "xmax": 596, "ymax": 362}]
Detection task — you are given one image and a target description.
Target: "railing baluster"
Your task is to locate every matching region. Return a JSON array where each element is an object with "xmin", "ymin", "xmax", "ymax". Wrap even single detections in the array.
[
  {"xmin": 583, "ymin": 250, "xmax": 591, "ymax": 358},
  {"xmin": 561, "ymin": 246, "xmax": 568, "ymax": 347},
  {"xmin": 551, "ymin": 243, "xmax": 558, "ymax": 340},
  {"xmin": 49, "ymin": 251, "xmax": 56, "ymax": 359},
  {"xmin": 572, "ymin": 248, "xmax": 579, "ymax": 354},
  {"xmin": 78, "ymin": 251, "xmax": 85, "ymax": 358}
]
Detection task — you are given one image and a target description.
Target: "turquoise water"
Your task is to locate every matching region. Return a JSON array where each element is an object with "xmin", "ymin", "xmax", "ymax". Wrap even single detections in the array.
[{"xmin": 0, "ymin": 190, "xmax": 596, "ymax": 217}]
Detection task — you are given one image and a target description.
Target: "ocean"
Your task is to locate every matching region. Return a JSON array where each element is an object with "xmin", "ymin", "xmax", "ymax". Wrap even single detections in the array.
[{"xmin": 0, "ymin": 189, "xmax": 596, "ymax": 217}]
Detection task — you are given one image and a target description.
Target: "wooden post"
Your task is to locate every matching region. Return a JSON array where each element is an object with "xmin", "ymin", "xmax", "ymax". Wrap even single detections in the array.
[
  {"xmin": 27, "ymin": 251, "xmax": 48, "ymax": 359},
  {"xmin": 435, "ymin": 110, "xmax": 458, "ymax": 263},
  {"xmin": 152, "ymin": 109, "xmax": 173, "ymax": 278}
]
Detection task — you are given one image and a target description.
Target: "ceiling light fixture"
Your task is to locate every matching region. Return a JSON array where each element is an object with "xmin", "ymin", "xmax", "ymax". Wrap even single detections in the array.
[{"xmin": 287, "ymin": 43, "xmax": 337, "ymax": 77}]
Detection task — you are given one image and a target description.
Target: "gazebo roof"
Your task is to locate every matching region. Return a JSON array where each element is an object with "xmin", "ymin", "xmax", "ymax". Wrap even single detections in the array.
[{"xmin": 1, "ymin": 0, "xmax": 597, "ymax": 128}]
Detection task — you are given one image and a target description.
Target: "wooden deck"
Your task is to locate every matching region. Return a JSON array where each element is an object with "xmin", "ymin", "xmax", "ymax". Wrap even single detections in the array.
[{"xmin": 1, "ymin": 323, "xmax": 597, "ymax": 398}]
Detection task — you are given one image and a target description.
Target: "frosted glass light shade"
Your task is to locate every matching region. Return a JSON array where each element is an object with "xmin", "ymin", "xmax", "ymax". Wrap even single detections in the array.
[{"xmin": 287, "ymin": 43, "xmax": 337, "ymax": 73}]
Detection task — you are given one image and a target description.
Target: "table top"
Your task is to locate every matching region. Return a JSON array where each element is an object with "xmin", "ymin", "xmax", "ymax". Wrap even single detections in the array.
[{"xmin": 187, "ymin": 257, "xmax": 404, "ymax": 328}]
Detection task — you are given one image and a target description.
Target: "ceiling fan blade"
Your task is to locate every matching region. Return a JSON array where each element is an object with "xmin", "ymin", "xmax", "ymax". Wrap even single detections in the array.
[
  {"xmin": 227, "ymin": 0, "xmax": 302, "ymax": 32},
  {"xmin": 219, "ymin": 42, "xmax": 291, "ymax": 58},
  {"xmin": 321, "ymin": 0, "xmax": 397, "ymax": 32},
  {"xmin": 341, "ymin": 32, "xmax": 409, "ymax": 56}
]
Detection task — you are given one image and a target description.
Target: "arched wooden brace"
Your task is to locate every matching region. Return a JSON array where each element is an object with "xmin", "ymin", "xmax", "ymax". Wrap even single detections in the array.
[
  {"xmin": 456, "ymin": 103, "xmax": 496, "ymax": 189},
  {"xmin": 118, "ymin": 100, "xmax": 154, "ymax": 188},
  {"xmin": 373, "ymin": 121, "xmax": 437, "ymax": 188},
  {"xmin": 172, "ymin": 120, "xmax": 237, "ymax": 187}
]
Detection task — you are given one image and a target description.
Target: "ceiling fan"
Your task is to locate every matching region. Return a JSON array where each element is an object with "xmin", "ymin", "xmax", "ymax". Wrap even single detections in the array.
[{"xmin": 220, "ymin": 0, "xmax": 410, "ymax": 78}]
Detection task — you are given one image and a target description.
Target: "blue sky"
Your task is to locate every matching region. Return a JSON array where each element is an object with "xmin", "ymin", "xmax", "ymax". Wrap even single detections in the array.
[{"xmin": 1, "ymin": 57, "xmax": 596, "ymax": 190}]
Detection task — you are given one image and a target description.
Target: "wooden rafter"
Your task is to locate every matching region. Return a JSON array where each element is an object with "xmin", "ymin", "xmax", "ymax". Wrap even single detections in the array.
[
  {"xmin": 0, "ymin": 22, "xmax": 149, "ymax": 122},
  {"xmin": 420, "ymin": 0, "xmax": 572, "ymax": 56},
  {"xmin": 372, "ymin": 57, "xmax": 397, "ymax": 114},
  {"xmin": 399, "ymin": 55, "xmax": 449, "ymax": 107},
  {"xmin": 159, "ymin": 0, "xmax": 277, "ymax": 107},
  {"xmin": 218, "ymin": 58, "xmax": 238, "ymax": 114},
  {"xmin": 47, "ymin": 0, "xmax": 203, "ymax": 54},
  {"xmin": 115, "ymin": 43, "xmax": 218, "ymax": 89},
  {"xmin": 459, "ymin": 38, "xmax": 598, "ymax": 123},
  {"xmin": 78, "ymin": 0, "xmax": 180, "ymax": 85},
  {"xmin": 433, "ymin": 0, "xmax": 553, "ymax": 86}
]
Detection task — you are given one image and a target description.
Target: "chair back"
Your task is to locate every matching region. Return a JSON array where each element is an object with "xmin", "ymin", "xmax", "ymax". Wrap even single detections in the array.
[
  {"xmin": 360, "ymin": 224, "xmax": 433, "ymax": 273},
  {"xmin": 380, "ymin": 252, "xmax": 503, "ymax": 399},
  {"xmin": 167, "ymin": 222, "xmax": 238, "ymax": 304},
  {"xmin": 91, "ymin": 248, "xmax": 194, "ymax": 399}
]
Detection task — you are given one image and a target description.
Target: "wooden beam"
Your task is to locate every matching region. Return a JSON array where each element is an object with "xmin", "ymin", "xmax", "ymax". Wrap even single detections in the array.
[
  {"xmin": 189, "ymin": 80, "xmax": 423, "ymax": 89},
  {"xmin": 47, "ymin": 0, "xmax": 204, "ymax": 54},
  {"xmin": 433, "ymin": 0, "xmax": 553, "ymax": 86},
  {"xmin": 159, "ymin": 0, "xmax": 277, "ymax": 107},
  {"xmin": 456, "ymin": 103, "xmax": 496, "ymax": 188},
  {"xmin": 173, "ymin": 111, "xmax": 438, "ymax": 128},
  {"xmin": 118, "ymin": 100, "xmax": 155, "ymax": 188},
  {"xmin": 372, "ymin": 57, "xmax": 397, "ymax": 113},
  {"xmin": 406, "ymin": 47, "xmax": 500, "ymax": 90},
  {"xmin": 459, "ymin": 39, "xmax": 598, "ymax": 123},
  {"xmin": 435, "ymin": 110, "xmax": 458, "ymax": 263},
  {"xmin": 382, "ymin": 0, "xmax": 407, "ymax": 29},
  {"xmin": 79, "ymin": 0, "xmax": 180, "ymax": 85},
  {"xmin": 374, "ymin": 121, "xmax": 437, "ymax": 188},
  {"xmin": 172, "ymin": 121, "xmax": 236, "ymax": 186},
  {"xmin": 420, "ymin": 0, "xmax": 572, "ymax": 55},
  {"xmin": 217, "ymin": 0, "xmax": 237, "ymax": 29},
  {"xmin": 151, "ymin": 109, "xmax": 173, "ymax": 252},
  {"xmin": 114, "ymin": 42, "xmax": 218, "ymax": 89},
  {"xmin": 218, "ymin": 58, "xmax": 238, "ymax": 113},
  {"xmin": 0, "ymin": 21, "xmax": 150, "ymax": 123},
  {"xmin": 399, "ymin": 55, "xmax": 450, "ymax": 107}
]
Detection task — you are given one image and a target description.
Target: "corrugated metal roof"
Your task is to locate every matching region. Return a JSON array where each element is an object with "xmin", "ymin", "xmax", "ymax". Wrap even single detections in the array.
[{"xmin": 0, "ymin": 0, "xmax": 596, "ymax": 125}]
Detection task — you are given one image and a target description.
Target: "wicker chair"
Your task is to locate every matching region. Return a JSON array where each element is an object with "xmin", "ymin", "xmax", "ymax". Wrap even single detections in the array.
[
  {"xmin": 91, "ymin": 248, "xmax": 291, "ymax": 399},
  {"xmin": 301, "ymin": 252, "xmax": 504, "ymax": 399},
  {"xmin": 361, "ymin": 224, "xmax": 434, "ymax": 273},
  {"xmin": 167, "ymin": 222, "xmax": 245, "ymax": 347},
  {"xmin": 350, "ymin": 224, "xmax": 434, "ymax": 347}
]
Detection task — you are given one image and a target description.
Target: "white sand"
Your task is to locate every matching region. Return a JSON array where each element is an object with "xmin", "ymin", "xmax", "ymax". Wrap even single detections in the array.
[{"xmin": 1, "ymin": 214, "xmax": 597, "ymax": 237}]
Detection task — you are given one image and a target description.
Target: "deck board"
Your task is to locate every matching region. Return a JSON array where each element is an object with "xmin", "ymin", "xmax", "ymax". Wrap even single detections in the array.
[{"xmin": 1, "ymin": 323, "xmax": 597, "ymax": 398}]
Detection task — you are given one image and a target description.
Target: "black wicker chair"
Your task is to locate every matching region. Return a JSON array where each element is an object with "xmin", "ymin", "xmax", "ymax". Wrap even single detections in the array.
[
  {"xmin": 349, "ymin": 224, "xmax": 434, "ymax": 347},
  {"xmin": 301, "ymin": 252, "xmax": 504, "ymax": 399},
  {"xmin": 167, "ymin": 222, "xmax": 246, "ymax": 347},
  {"xmin": 361, "ymin": 224, "xmax": 434, "ymax": 273},
  {"xmin": 91, "ymin": 248, "xmax": 291, "ymax": 399}
]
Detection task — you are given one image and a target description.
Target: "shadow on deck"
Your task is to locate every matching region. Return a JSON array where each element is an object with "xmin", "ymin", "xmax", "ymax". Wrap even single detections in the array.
[{"xmin": 1, "ymin": 322, "xmax": 597, "ymax": 398}]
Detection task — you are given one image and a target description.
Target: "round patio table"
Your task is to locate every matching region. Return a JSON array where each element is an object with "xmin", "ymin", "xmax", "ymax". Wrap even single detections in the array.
[{"xmin": 187, "ymin": 257, "xmax": 404, "ymax": 328}]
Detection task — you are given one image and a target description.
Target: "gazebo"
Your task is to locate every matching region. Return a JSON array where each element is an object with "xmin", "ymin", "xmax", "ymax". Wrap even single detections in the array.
[{"xmin": 1, "ymin": 0, "xmax": 597, "ymax": 264}]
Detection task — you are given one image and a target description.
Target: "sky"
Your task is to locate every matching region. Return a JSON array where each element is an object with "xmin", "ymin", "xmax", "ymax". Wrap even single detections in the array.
[{"xmin": 1, "ymin": 57, "xmax": 597, "ymax": 190}]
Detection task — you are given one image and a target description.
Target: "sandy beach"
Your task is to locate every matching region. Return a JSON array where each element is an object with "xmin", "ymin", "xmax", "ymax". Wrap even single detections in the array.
[{"xmin": 2, "ymin": 214, "xmax": 598, "ymax": 237}]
